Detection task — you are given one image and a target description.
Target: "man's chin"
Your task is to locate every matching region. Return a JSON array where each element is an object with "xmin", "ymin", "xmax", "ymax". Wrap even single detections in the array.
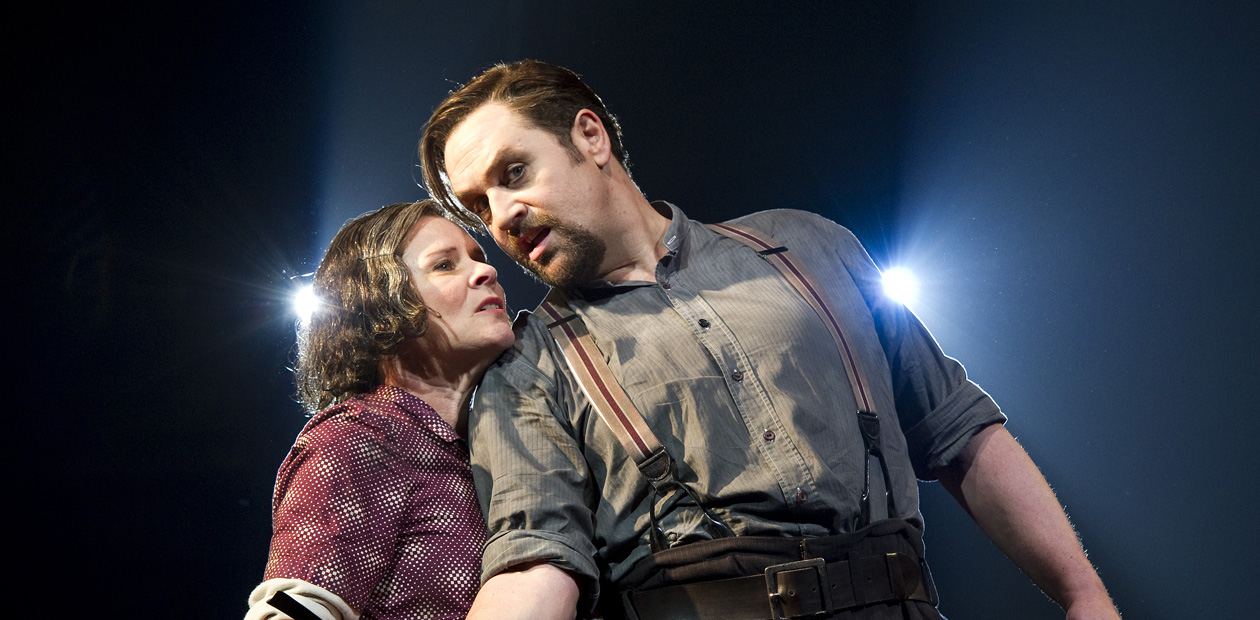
[
  {"xmin": 524, "ymin": 255, "xmax": 593, "ymax": 289},
  {"xmin": 534, "ymin": 263, "xmax": 577, "ymax": 289},
  {"xmin": 502, "ymin": 247, "xmax": 545, "ymax": 281},
  {"xmin": 511, "ymin": 260, "xmax": 550, "ymax": 286},
  {"xmin": 506, "ymin": 254, "xmax": 566, "ymax": 288},
  {"xmin": 509, "ymin": 230, "xmax": 604, "ymax": 288}
]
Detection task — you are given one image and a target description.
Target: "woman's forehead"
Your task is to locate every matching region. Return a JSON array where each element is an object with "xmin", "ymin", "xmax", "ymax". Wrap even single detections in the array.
[{"xmin": 404, "ymin": 215, "xmax": 481, "ymax": 258}]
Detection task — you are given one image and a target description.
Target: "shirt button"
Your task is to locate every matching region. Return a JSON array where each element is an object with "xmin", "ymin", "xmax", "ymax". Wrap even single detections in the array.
[
  {"xmin": 661, "ymin": 281, "xmax": 672, "ymax": 290},
  {"xmin": 698, "ymin": 318, "xmax": 710, "ymax": 330},
  {"xmin": 731, "ymin": 370, "xmax": 744, "ymax": 382},
  {"xmin": 762, "ymin": 429, "xmax": 775, "ymax": 442},
  {"xmin": 795, "ymin": 488, "xmax": 808, "ymax": 503}
]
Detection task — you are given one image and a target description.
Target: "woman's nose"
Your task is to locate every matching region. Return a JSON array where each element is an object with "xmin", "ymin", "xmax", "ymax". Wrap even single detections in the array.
[{"xmin": 471, "ymin": 261, "xmax": 498, "ymax": 287}]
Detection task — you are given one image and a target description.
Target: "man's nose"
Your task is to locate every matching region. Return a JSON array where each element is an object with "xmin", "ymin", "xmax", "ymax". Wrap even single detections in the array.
[{"xmin": 486, "ymin": 189, "xmax": 526, "ymax": 233}]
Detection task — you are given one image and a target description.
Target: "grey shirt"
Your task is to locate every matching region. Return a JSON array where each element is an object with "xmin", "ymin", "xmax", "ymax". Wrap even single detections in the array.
[{"xmin": 469, "ymin": 204, "xmax": 1005, "ymax": 606}]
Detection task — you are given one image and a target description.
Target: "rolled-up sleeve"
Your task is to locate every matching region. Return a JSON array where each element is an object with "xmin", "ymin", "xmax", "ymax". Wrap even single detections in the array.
[
  {"xmin": 468, "ymin": 318, "xmax": 602, "ymax": 604},
  {"xmin": 835, "ymin": 219, "xmax": 1006, "ymax": 478}
]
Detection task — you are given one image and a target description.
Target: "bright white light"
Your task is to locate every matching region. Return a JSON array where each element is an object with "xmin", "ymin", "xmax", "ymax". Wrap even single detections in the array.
[
  {"xmin": 882, "ymin": 267, "xmax": 919, "ymax": 306},
  {"xmin": 293, "ymin": 285, "xmax": 320, "ymax": 322}
]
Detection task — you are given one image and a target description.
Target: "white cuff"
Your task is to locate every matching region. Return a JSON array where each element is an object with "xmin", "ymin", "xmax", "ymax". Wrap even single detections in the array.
[{"xmin": 244, "ymin": 578, "xmax": 359, "ymax": 620}]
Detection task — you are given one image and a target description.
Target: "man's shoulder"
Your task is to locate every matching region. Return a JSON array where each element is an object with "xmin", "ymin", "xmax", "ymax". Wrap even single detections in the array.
[
  {"xmin": 725, "ymin": 208, "xmax": 848, "ymax": 235},
  {"xmin": 725, "ymin": 207, "xmax": 834, "ymax": 226},
  {"xmin": 482, "ymin": 308, "xmax": 562, "ymax": 387},
  {"xmin": 711, "ymin": 208, "xmax": 862, "ymax": 253}
]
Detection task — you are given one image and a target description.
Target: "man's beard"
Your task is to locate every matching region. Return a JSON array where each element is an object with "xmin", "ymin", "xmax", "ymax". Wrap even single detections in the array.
[{"xmin": 508, "ymin": 213, "xmax": 606, "ymax": 289}]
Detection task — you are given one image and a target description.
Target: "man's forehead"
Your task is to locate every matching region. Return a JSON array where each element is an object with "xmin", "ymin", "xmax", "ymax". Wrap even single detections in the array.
[
  {"xmin": 444, "ymin": 103, "xmax": 524, "ymax": 185},
  {"xmin": 449, "ymin": 103, "xmax": 526, "ymax": 152}
]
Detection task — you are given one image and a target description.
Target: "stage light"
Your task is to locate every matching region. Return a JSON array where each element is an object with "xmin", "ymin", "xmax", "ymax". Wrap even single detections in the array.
[
  {"xmin": 293, "ymin": 284, "xmax": 319, "ymax": 322},
  {"xmin": 882, "ymin": 267, "xmax": 919, "ymax": 306}
]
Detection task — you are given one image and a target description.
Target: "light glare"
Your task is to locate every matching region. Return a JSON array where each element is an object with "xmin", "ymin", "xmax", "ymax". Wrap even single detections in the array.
[
  {"xmin": 293, "ymin": 285, "xmax": 319, "ymax": 322},
  {"xmin": 882, "ymin": 267, "xmax": 919, "ymax": 306}
]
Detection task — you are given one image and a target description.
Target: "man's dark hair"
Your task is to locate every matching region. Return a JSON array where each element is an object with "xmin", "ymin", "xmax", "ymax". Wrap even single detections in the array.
[
  {"xmin": 420, "ymin": 59, "xmax": 628, "ymax": 230},
  {"xmin": 295, "ymin": 200, "xmax": 444, "ymax": 413}
]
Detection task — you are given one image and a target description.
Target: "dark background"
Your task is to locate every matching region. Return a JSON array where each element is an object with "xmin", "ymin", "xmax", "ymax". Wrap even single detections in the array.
[{"xmin": 14, "ymin": 1, "xmax": 1257, "ymax": 618}]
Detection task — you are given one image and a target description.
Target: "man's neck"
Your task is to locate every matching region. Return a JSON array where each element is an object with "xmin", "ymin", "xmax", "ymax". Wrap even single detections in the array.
[{"xmin": 595, "ymin": 195, "xmax": 672, "ymax": 284}]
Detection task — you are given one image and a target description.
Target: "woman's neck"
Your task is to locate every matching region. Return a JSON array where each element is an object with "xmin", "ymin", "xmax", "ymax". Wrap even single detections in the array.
[{"xmin": 379, "ymin": 342, "xmax": 489, "ymax": 438}]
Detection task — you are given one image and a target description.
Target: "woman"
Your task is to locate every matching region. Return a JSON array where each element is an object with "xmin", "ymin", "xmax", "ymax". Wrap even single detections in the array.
[{"xmin": 245, "ymin": 200, "xmax": 514, "ymax": 620}]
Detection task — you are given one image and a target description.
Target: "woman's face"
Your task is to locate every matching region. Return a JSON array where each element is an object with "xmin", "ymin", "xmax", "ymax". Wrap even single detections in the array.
[{"xmin": 400, "ymin": 215, "xmax": 514, "ymax": 363}]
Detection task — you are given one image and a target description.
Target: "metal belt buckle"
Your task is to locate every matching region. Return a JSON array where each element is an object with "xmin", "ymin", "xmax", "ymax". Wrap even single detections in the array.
[{"xmin": 765, "ymin": 557, "xmax": 832, "ymax": 620}]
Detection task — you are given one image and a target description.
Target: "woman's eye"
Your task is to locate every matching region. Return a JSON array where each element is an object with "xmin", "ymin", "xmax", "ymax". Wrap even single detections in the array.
[{"xmin": 432, "ymin": 260, "xmax": 453, "ymax": 271}]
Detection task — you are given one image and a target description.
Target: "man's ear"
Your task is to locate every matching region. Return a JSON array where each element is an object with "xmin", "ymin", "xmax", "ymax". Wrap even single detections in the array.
[{"xmin": 571, "ymin": 109, "xmax": 612, "ymax": 167}]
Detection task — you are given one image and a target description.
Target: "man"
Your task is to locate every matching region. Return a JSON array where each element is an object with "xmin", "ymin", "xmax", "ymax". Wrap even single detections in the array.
[{"xmin": 420, "ymin": 60, "xmax": 1119, "ymax": 620}]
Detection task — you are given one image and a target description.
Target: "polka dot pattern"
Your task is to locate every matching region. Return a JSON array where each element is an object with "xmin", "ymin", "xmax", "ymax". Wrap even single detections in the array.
[{"xmin": 263, "ymin": 385, "xmax": 485, "ymax": 619}]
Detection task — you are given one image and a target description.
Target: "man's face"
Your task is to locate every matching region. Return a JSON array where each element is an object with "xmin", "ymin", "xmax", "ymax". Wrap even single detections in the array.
[{"xmin": 443, "ymin": 103, "xmax": 608, "ymax": 288}]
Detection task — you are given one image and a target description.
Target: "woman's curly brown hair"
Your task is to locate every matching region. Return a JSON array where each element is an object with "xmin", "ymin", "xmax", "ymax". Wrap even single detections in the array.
[{"xmin": 295, "ymin": 200, "xmax": 445, "ymax": 413}]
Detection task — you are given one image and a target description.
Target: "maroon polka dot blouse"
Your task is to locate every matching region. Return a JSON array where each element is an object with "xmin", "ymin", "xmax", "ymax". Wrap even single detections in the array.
[{"xmin": 263, "ymin": 385, "xmax": 485, "ymax": 619}]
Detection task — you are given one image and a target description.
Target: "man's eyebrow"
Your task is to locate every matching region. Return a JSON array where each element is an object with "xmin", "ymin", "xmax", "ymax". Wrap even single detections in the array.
[
  {"xmin": 453, "ymin": 147, "xmax": 515, "ymax": 204},
  {"xmin": 480, "ymin": 147, "xmax": 524, "ymax": 185}
]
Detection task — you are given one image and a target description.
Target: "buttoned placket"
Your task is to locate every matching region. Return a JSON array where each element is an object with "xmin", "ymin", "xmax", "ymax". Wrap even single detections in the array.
[{"xmin": 653, "ymin": 227, "xmax": 819, "ymax": 519}]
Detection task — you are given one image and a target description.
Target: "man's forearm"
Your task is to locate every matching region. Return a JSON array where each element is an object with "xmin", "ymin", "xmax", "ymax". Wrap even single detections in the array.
[
  {"xmin": 936, "ymin": 423, "xmax": 1119, "ymax": 619},
  {"xmin": 466, "ymin": 563, "xmax": 580, "ymax": 620}
]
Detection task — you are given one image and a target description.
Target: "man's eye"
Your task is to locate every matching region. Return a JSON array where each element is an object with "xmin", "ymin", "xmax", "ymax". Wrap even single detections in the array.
[
  {"xmin": 474, "ymin": 200, "xmax": 492, "ymax": 223},
  {"xmin": 506, "ymin": 164, "xmax": 525, "ymax": 183}
]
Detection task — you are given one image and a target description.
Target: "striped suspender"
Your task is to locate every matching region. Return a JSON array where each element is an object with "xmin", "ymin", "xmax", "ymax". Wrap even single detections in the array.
[
  {"xmin": 705, "ymin": 223, "xmax": 877, "ymax": 416},
  {"xmin": 540, "ymin": 290, "xmax": 728, "ymax": 550},
  {"xmin": 537, "ymin": 293, "xmax": 672, "ymax": 481},
  {"xmin": 539, "ymin": 221, "xmax": 894, "ymax": 534},
  {"xmin": 707, "ymin": 222, "xmax": 895, "ymax": 525}
]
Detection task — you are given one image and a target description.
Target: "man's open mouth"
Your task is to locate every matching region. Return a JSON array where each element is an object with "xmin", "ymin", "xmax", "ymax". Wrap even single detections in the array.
[{"xmin": 518, "ymin": 227, "xmax": 551, "ymax": 262}]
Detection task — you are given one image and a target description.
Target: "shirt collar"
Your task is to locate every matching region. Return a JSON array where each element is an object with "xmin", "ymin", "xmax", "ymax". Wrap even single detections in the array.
[
  {"xmin": 657, "ymin": 200, "xmax": 688, "ymax": 257},
  {"xmin": 370, "ymin": 384, "xmax": 464, "ymax": 444}
]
